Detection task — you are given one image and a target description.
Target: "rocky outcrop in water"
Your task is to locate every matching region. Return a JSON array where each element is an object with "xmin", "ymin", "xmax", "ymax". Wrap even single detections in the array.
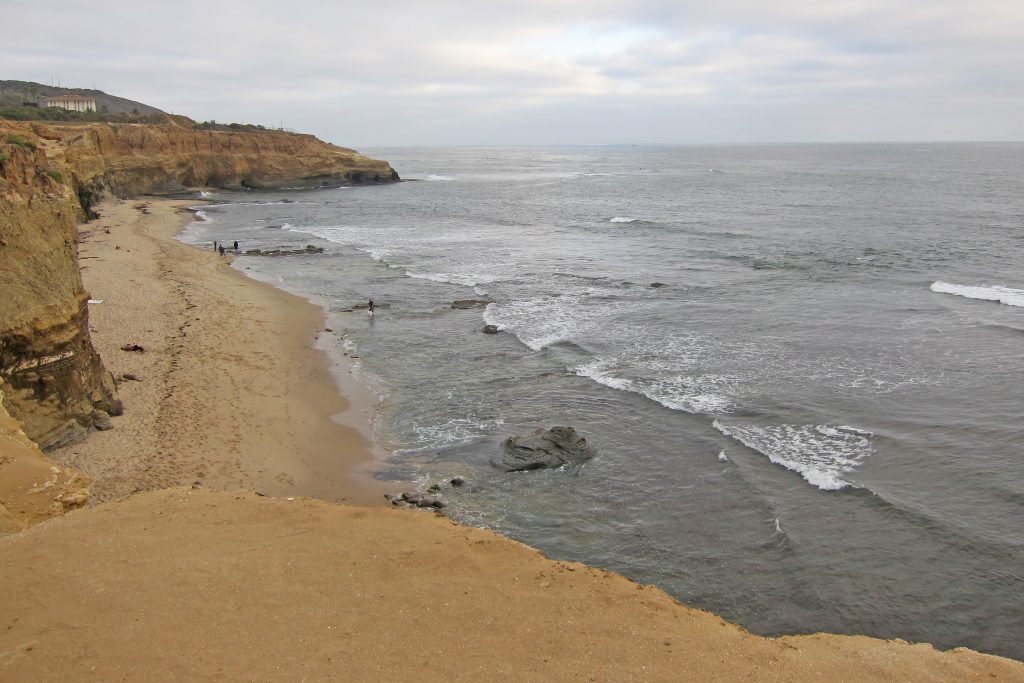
[
  {"xmin": 492, "ymin": 426, "xmax": 597, "ymax": 472},
  {"xmin": 0, "ymin": 126, "xmax": 122, "ymax": 450},
  {"xmin": 244, "ymin": 245, "xmax": 324, "ymax": 257}
]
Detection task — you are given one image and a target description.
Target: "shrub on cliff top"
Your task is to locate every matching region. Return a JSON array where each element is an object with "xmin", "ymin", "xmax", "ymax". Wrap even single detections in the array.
[{"xmin": 5, "ymin": 133, "xmax": 37, "ymax": 150}]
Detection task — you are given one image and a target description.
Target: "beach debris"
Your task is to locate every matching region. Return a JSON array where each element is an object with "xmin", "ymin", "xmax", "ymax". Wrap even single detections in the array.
[
  {"xmin": 492, "ymin": 426, "xmax": 597, "ymax": 472},
  {"xmin": 119, "ymin": 343, "xmax": 145, "ymax": 353},
  {"xmin": 481, "ymin": 324, "xmax": 499, "ymax": 334},
  {"xmin": 650, "ymin": 282, "xmax": 669, "ymax": 288},
  {"xmin": 87, "ymin": 299, "xmax": 104, "ymax": 304},
  {"xmin": 120, "ymin": 373, "xmax": 143, "ymax": 382},
  {"xmin": 451, "ymin": 299, "xmax": 491, "ymax": 309}
]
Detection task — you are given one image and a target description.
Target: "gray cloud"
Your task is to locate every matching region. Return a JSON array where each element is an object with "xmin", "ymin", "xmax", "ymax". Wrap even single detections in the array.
[{"xmin": 2, "ymin": 0, "xmax": 1022, "ymax": 145}]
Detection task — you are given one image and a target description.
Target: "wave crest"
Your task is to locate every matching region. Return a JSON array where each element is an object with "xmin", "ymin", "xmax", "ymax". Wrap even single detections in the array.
[
  {"xmin": 931, "ymin": 281, "xmax": 1024, "ymax": 308},
  {"xmin": 713, "ymin": 420, "xmax": 873, "ymax": 491}
]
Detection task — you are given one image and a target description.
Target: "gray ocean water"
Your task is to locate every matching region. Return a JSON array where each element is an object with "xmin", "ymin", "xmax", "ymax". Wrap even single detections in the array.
[{"xmin": 180, "ymin": 144, "xmax": 1024, "ymax": 659}]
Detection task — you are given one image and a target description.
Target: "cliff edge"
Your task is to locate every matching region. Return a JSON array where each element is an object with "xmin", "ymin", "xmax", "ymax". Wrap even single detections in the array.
[{"xmin": 0, "ymin": 126, "xmax": 122, "ymax": 451}]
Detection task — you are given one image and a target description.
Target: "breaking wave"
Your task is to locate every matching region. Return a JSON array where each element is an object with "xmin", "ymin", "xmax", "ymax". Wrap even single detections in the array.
[
  {"xmin": 713, "ymin": 420, "xmax": 873, "ymax": 491},
  {"xmin": 931, "ymin": 281, "xmax": 1024, "ymax": 308}
]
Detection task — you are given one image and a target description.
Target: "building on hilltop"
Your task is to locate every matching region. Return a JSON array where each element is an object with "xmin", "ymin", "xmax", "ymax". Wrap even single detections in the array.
[{"xmin": 42, "ymin": 95, "xmax": 97, "ymax": 112}]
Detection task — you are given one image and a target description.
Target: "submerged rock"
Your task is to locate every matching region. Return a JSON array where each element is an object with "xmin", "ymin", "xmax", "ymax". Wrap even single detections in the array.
[
  {"xmin": 481, "ymin": 324, "xmax": 499, "ymax": 334},
  {"xmin": 451, "ymin": 299, "xmax": 490, "ymax": 309},
  {"xmin": 243, "ymin": 245, "xmax": 323, "ymax": 257},
  {"xmin": 491, "ymin": 426, "xmax": 597, "ymax": 472}
]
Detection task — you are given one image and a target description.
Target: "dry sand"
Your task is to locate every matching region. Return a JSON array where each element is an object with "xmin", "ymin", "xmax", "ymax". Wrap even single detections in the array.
[
  {"xmin": 2, "ymin": 487, "xmax": 1022, "ymax": 681},
  {"xmin": 59, "ymin": 198, "xmax": 388, "ymax": 505},
  {"xmin": 3, "ymin": 198, "xmax": 1021, "ymax": 681}
]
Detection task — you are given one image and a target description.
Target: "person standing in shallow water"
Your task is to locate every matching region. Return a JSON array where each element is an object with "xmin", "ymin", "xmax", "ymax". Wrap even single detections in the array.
[
  {"xmin": 233, "ymin": 240, "xmax": 239, "ymax": 252},
  {"xmin": 368, "ymin": 299, "xmax": 375, "ymax": 317}
]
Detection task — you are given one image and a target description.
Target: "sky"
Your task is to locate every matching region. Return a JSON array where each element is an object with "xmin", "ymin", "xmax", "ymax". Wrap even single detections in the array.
[{"xmin": 2, "ymin": 0, "xmax": 1023, "ymax": 147}]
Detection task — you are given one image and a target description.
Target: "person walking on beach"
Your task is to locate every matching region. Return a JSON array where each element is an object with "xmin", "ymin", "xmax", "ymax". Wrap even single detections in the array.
[
  {"xmin": 368, "ymin": 299, "xmax": 375, "ymax": 317},
  {"xmin": 213, "ymin": 240, "xmax": 218, "ymax": 251},
  {"xmin": 233, "ymin": 240, "xmax": 239, "ymax": 252},
  {"xmin": 218, "ymin": 245, "xmax": 225, "ymax": 257}
]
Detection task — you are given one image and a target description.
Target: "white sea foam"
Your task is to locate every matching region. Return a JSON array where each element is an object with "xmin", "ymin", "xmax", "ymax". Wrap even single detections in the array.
[
  {"xmin": 484, "ymin": 296, "xmax": 595, "ymax": 350},
  {"xmin": 713, "ymin": 420, "xmax": 873, "ymax": 491},
  {"xmin": 931, "ymin": 281, "xmax": 1024, "ymax": 308},
  {"xmin": 574, "ymin": 359, "xmax": 734, "ymax": 415},
  {"xmin": 575, "ymin": 360, "xmax": 635, "ymax": 392},
  {"xmin": 403, "ymin": 416, "xmax": 505, "ymax": 453},
  {"xmin": 405, "ymin": 270, "xmax": 501, "ymax": 288},
  {"xmin": 610, "ymin": 216, "xmax": 639, "ymax": 223},
  {"xmin": 199, "ymin": 190, "xmax": 213, "ymax": 198},
  {"xmin": 425, "ymin": 174, "xmax": 455, "ymax": 181},
  {"xmin": 193, "ymin": 210, "xmax": 209, "ymax": 222},
  {"xmin": 717, "ymin": 450, "xmax": 729, "ymax": 462}
]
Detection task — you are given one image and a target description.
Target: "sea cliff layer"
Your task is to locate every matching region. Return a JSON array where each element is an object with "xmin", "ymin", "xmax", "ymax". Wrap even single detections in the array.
[{"xmin": 32, "ymin": 119, "xmax": 399, "ymax": 194}]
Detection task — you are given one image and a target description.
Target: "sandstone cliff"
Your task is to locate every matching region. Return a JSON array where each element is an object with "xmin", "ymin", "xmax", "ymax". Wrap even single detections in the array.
[
  {"xmin": 0, "ymin": 125, "xmax": 122, "ymax": 451},
  {"xmin": 32, "ymin": 119, "xmax": 399, "ymax": 195}
]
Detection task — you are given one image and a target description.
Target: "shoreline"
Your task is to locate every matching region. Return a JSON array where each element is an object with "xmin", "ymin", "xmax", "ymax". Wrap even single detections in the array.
[
  {"xmin": 56, "ymin": 197, "xmax": 390, "ymax": 506},
  {"xmin": 3, "ymin": 197, "xmax": 1021, "ymax": 679}
]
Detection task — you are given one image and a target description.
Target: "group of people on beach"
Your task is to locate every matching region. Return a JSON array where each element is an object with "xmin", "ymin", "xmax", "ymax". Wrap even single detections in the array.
[{"xmin": 212, "ymin": 240, "xmax": 239, "ymax": 257}]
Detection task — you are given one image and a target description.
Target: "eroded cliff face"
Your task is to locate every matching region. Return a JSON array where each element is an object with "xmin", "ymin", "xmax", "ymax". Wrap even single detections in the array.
[
  {"xmin": 0, "ymin": 124, "xmax": 122, "ymax": 451},
  {"xmin": 31, "ymin": 120, "xmax": 399, "ymax": 195}
]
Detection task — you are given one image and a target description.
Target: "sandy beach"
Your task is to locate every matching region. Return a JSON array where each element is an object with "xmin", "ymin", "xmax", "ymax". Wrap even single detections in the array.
[
  {"xmin": 3, "ymin": 198, "xmax": 1021, "ymax": 680},
  {"xmin": 57, "ymin": 198, "xmax": 389, "ymax": 505}
]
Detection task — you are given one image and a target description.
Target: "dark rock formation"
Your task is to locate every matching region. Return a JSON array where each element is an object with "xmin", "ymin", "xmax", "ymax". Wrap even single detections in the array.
[
  {"xmin": 385, "ymin": 491, "xmax": 447, "ymax": 509},
  {"xmin": 481, "ymin": 324, "xmax": 499, "ymax": 334},
  {"xmin": 491, "ymin": 426, "xmax": 597, "ymax": 472},
  {"xmin": 451, "ymin": 299, "xmax": 490, "ymax": 309},
  {"xmin": 243, "ymin": 245, "xmax": 324, "ymax": 257}
]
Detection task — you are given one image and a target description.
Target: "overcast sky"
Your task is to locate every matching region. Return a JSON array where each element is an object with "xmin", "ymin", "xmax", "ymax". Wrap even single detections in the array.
[{"xmin": 3, "ymin": 0, "xmax": 1023, "ymax": 147}]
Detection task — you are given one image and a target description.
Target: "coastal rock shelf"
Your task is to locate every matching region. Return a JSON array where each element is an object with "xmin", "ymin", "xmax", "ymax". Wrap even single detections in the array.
[{"xmin": 243, "ymin": 245, "xmax": 324, "ymax": 257}]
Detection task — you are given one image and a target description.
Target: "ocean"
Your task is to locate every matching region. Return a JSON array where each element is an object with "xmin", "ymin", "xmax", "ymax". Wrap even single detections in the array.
[{"xmin": 180, "ymin": 143, "xmax": 1024, "ymax": 659}]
